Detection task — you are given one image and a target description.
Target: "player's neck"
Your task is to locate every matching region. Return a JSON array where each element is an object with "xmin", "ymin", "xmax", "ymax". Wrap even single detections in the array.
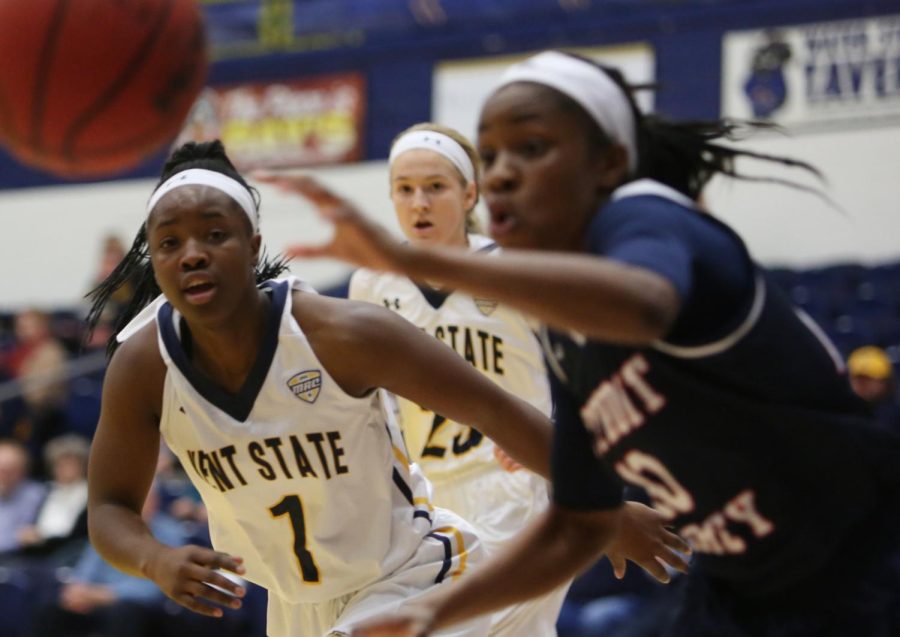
[{"xmin": 185, "ymin": 289, "xmax": 271, "ymax": 394}]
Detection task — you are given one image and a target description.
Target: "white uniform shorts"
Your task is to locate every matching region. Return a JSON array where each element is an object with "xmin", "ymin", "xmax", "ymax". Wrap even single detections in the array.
[
  {"xmin": 266, "ymin": 507, "xmax": 491, "ymax": 637},
  {"xmin": 431, "ymin": 468, "xmax": 569, "ymax": 637}
]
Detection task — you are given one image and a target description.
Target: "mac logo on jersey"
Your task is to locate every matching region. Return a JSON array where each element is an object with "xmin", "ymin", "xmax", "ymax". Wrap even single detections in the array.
[
  {"xmin": 474, "ymin": 298, "xmax": 497, "ymax": 316},
  {"xmin": 287, "ymin": 370, "xmax": 322, "ymax": 404}
]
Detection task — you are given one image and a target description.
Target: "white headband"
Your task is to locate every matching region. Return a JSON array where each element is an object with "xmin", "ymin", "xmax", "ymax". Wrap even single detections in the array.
[
  {"xmin": 495, "ymin": 51, "xmax": 638, "ymax": 173},
  {"xmin": 146, "ymin": 168, "xmax": 259, "ymax": 232},
  {"xmin": 389, "ymin": 130, "xmax": 476, "ymax": 184}
]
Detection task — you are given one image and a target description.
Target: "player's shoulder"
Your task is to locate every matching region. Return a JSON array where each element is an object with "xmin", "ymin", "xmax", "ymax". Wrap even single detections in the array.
[
  {"xmin": 111, "ymin": 320, "xmax": 163, "ymax": 373},
  {"xmin": 292, "ymin": 291, "xmax": 399, "ymax": 347},
  {"xmin": 602, "ymin": 179, "xmax": 697, "ymax": 220},
  {"xmin": 106, "ymin": 321, "xmax": 166, "ymax": 406},
  {"xmin": 348, "ymin": 266, "xmax": 405, "ymax": 302}
]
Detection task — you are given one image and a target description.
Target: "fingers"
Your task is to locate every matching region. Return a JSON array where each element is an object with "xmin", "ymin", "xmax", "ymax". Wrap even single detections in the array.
[
  {"xmin": 492, "ymin": 447, "xmax": 523, "ymax": 472},
  {"xmin": 655, "ymin": 542, "xmax": 690, "ymax": 574},
  {"xmin": 173, "ymin": 550, "xmax": 247, "ymax": 617},
  {"xmin": 284, "ymin": 244, "xmax": 333, "ymax": 260},
  {"xmin": 351, "ymin": 618, "xmax": 423, "ymax": 637},
  {"xmin": 662, "ymin": 527, "xmax": 692, "ymax": 556},
  {"xmin": 174, "ymin": 591, "xmax": 231, "ymax": 618},
  {"xmin": 635, "ymin": 554, "xmax": 671, "ymax": 584},
  {"xmin": 609, "ymin": 555, "xmax": 627, "ymax": 580}
]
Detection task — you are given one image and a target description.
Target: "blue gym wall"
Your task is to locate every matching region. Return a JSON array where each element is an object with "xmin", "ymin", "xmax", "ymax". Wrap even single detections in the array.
[{"xmin": 1, "ymin": 0, "xmax": 898, "ymax": 189}]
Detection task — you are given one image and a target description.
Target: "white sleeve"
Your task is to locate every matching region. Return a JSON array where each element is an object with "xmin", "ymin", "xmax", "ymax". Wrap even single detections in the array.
[{"xmin": 348, "ymin": 268, "xmax": 375, "ymax": 304}]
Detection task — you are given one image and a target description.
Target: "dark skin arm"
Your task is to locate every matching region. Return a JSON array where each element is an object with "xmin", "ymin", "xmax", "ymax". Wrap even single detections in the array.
[
  {"xmin": 293, "ymin": 292, "xmax": 553, "ymax": 478},
  {"xmin": 87, "ymin": 326, "xmax": 246, "ymax": 618},
  {"xmin": 256, "ymin": 173, "xmax": 681, "ymax": 345},
  {"xmin": 295, "ymin": 292, "xmax": 689, "ymax": 578},
  {"xmin": 351, "ymin": 505, "xmax": 621, "ymax": 637}
]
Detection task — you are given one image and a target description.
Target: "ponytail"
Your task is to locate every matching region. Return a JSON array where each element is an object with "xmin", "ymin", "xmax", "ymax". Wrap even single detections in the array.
[{"xmin": 84, "ymin": 140, "xmax": 289, "ymax": 356}]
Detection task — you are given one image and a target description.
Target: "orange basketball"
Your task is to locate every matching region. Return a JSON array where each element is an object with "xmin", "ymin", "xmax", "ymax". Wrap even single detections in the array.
[{"xmin": 0, "ymin": 0, "xmax": 208, "ymax": 177}]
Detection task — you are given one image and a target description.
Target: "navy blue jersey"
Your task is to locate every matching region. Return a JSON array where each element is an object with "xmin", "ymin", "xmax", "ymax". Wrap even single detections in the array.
[{"xmin": 546, "ymin": 179, "xmax": 900, "ymax": 596}]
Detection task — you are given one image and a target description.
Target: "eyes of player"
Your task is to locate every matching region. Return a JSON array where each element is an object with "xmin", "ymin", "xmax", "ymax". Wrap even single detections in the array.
[
  {"xmin": 157, "ymin": 236, "xmax": 178, "ymax": 251},
  {"xmin": 518, "ymin": 138, "xmax": 549, "ymax": 158},
  {"xmin": 478, "ymin": 147, "xmax": 496, "ymax": 168},
  {"xmin": 207, "ymin": 228, "xmax": 228, "ymax": 243},
  {"xmin": 393, "ymin": 181, "xmax": 450, "ymax": 197},
  {"xmin": 153, "ymin": 227, "xmax": 229, "ymax": 252}
]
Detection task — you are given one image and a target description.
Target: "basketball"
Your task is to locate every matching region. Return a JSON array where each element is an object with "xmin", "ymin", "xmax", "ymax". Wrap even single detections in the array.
[{"xmin": 0, "ymin": 0, "xmax": 208, "ymax": 177}]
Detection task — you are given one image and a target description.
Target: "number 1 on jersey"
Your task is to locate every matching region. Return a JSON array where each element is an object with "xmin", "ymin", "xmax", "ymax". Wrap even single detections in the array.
[{"xmin": 270, "ymin": 494, "xmax": 320, "ymax": 583}]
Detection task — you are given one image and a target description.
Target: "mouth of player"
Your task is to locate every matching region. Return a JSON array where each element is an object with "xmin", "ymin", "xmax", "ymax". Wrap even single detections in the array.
[
  {"xmin": 488, "ymin": 206, "xmax": 517, "ymax": 238},
  {"xmin": 411, "ymin": 219, "xmax": 435, "ymax": 236},
  {"xmin": 182, "ymin": 280, "xmax": 217, "ymax": 305}
]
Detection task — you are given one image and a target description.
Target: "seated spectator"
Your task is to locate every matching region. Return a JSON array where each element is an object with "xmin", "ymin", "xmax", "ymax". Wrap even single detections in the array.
[
  {"xmin": 29, "ymin": 483, "xmax": 188, "ymax": 637},
  {"xmin": 0, "ymin": 439, "xmax": 46, "ymax": 555},
  {"xmin": 2, "ymin": 309, "xmax": 69, "ymax": 477},
  {"xmin": 16, "ymin": 434, "xmax": 90, "ymax": 565},
  {"xmin": 156, "ymin": 442, "xmax": 208, "ymax": 528},
  {"xmin": 848, "ymin": 345, "xmax": 900, "ymax": 433}
]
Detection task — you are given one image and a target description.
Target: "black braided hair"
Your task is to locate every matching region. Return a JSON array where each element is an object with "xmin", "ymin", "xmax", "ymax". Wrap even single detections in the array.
[
  {"xmin": 85, "ymin": 140, "xmax": 289, "ymax": 357},
  {"xmin": 555, "ymin": 52, "xmax": 825, "ymax": 202}
]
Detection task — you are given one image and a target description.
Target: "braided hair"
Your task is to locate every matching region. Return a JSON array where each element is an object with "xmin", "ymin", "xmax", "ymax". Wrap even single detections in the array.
[
  {"xmin": 85, "ymin": 140, "xmax": 289, "ymax": 356},
  {"xmin": 557, "ymin": 52, "xmax": 825, "ymax": 202}
]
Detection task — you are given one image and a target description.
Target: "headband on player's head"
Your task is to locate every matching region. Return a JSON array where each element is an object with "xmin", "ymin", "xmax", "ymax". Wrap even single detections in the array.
[
  {"xmin": 389, "ymin": 130, "xmax": 476, "ymax": 184},
  {"xmin": 146, "ymin": 168, "xmax": 260, "ymax": 233},
  {"xmin": 495, "ymin": 51, "xmax": 638, "ymax": 174}
]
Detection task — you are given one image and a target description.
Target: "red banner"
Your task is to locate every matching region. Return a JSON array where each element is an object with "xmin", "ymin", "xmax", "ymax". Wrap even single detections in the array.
[{"xmin": 176, "ymin": 72, "xmax": 366, "ymax": 169}]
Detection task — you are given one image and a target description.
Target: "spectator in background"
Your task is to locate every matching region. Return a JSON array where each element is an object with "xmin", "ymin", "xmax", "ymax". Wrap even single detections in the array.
[
  {"xmin": 0, "ymin": 438, "xmax": 46, "ymax": 555},
  {"xmin": 2, "ymin": 309, "xmax": 68, "ymax": 477},
  {"xmin": 155, "ymin": 442, "xmax": 209, "ymax": 542},
  {"xmin": 29, "ymin": 483, "xmax": 188, "ymax": 637},
  {"xmin": 848, "ymin": 345, "xmax": 900, "ymax": 433},
  {"xmin": 16, "ymin": 434, "xmax": 90, "ymax": 565}
]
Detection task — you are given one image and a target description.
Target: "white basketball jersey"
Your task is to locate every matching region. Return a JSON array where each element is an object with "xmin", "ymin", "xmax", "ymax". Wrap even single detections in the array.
[
  {"xmin": 349, "ymin": 235, "xmax": 552, "ymax": 484},
  {"xmin": 153, "ymin": 277, "xmax": 436, "ymax": 604}
]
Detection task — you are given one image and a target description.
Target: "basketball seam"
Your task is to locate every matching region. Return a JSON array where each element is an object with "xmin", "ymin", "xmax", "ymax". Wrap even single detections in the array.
[
  {"xmin": 60, "ymin": 0, "xmax": 177, "ymax": 161},
  {"xmin": 30, "ymin": 0, "xmax": 71, "ymax": 152}
]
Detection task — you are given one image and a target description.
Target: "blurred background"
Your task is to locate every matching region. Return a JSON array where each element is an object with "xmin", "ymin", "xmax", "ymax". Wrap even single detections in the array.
[{"xmin": 1, "ymin": 1, "xmax": 898, "ymax": 636}]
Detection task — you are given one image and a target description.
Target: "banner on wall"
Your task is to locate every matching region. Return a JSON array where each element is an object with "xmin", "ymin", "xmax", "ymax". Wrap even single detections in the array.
[
  {"xmin": 433, "ymin": 44, "xmax": 655, "ymax": 144},
  {"xmin": 722, "ymin": 15, "xmax": 900, "ymax": 130},
  {"xmin": 175, "ymin": 72, "xmax": 366, "ymax": 169}
]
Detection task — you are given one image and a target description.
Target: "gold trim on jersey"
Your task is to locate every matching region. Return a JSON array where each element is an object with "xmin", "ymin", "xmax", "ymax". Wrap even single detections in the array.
[{"xmin": 433, "ymin": 525, "xmax": 469, "ymax": 579}]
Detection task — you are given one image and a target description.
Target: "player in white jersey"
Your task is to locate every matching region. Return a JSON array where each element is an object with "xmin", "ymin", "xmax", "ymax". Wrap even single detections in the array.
[
  {"xmin": 348, "ymin": 124, "xmax": 567, "ymax": 637},
  {"xmin": 84, "ymin": 140, "xmax": 558, "ymax": 637}
]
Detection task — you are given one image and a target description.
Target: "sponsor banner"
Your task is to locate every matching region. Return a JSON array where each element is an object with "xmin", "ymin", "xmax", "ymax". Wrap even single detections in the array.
[
  {"xmin": 433, "ymin": 44, "xmax": 655, "ymax": 144},
  {"xmin": 722, "ymin": 15, "xmax": 900, "ymax": 130},
  {"xmin": 175, "ymin": 72, "xmax": 366, "ymax": 169}
]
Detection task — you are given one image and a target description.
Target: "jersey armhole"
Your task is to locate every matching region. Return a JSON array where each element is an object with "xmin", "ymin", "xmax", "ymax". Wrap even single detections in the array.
[{"xmin": 652, "ymin": 273, "xmax": 766, "ymax": 359}]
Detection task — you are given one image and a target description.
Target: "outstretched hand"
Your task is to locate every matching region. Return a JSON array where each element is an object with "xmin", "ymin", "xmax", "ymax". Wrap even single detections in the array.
[
  {"xmin": 253, "ymin": 171, "xmax": 409, "ymax": 273},
  {"xmin": 493, "ymin": 445, "xmax": 523, "ymax": 472},
  {"xmin": 605, "ymin": 501, "xmax": 691, "ymax": 583},
  {"xmin": 145, "ymin": 544, "xmax": 246, "ymax": 617}
]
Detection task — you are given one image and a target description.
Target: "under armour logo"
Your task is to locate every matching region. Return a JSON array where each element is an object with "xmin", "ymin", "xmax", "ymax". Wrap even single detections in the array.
[{"xmin": 383, "ymin": 298, "xmax": 400, "ymax": 310}]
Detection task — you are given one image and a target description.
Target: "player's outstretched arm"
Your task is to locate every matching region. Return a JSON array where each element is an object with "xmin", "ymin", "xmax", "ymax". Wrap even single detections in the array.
[
  {"xmin": 256, "ymin": 173, "xmax": 680, "ymax": 345},
  {"xmin": 352, "ymin": 505, "xmax": 621, "ymax": 637},
  {"xmin": 88, "ymin": 327, "xmax": 246, "ymax": 618},
  {"xmin": 296, "ymin": 294, "xmax": 553, "ymax": 478},
  {"xmin": 301, "ymin": 295, "xmax": 690, "ymax": 580}
]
